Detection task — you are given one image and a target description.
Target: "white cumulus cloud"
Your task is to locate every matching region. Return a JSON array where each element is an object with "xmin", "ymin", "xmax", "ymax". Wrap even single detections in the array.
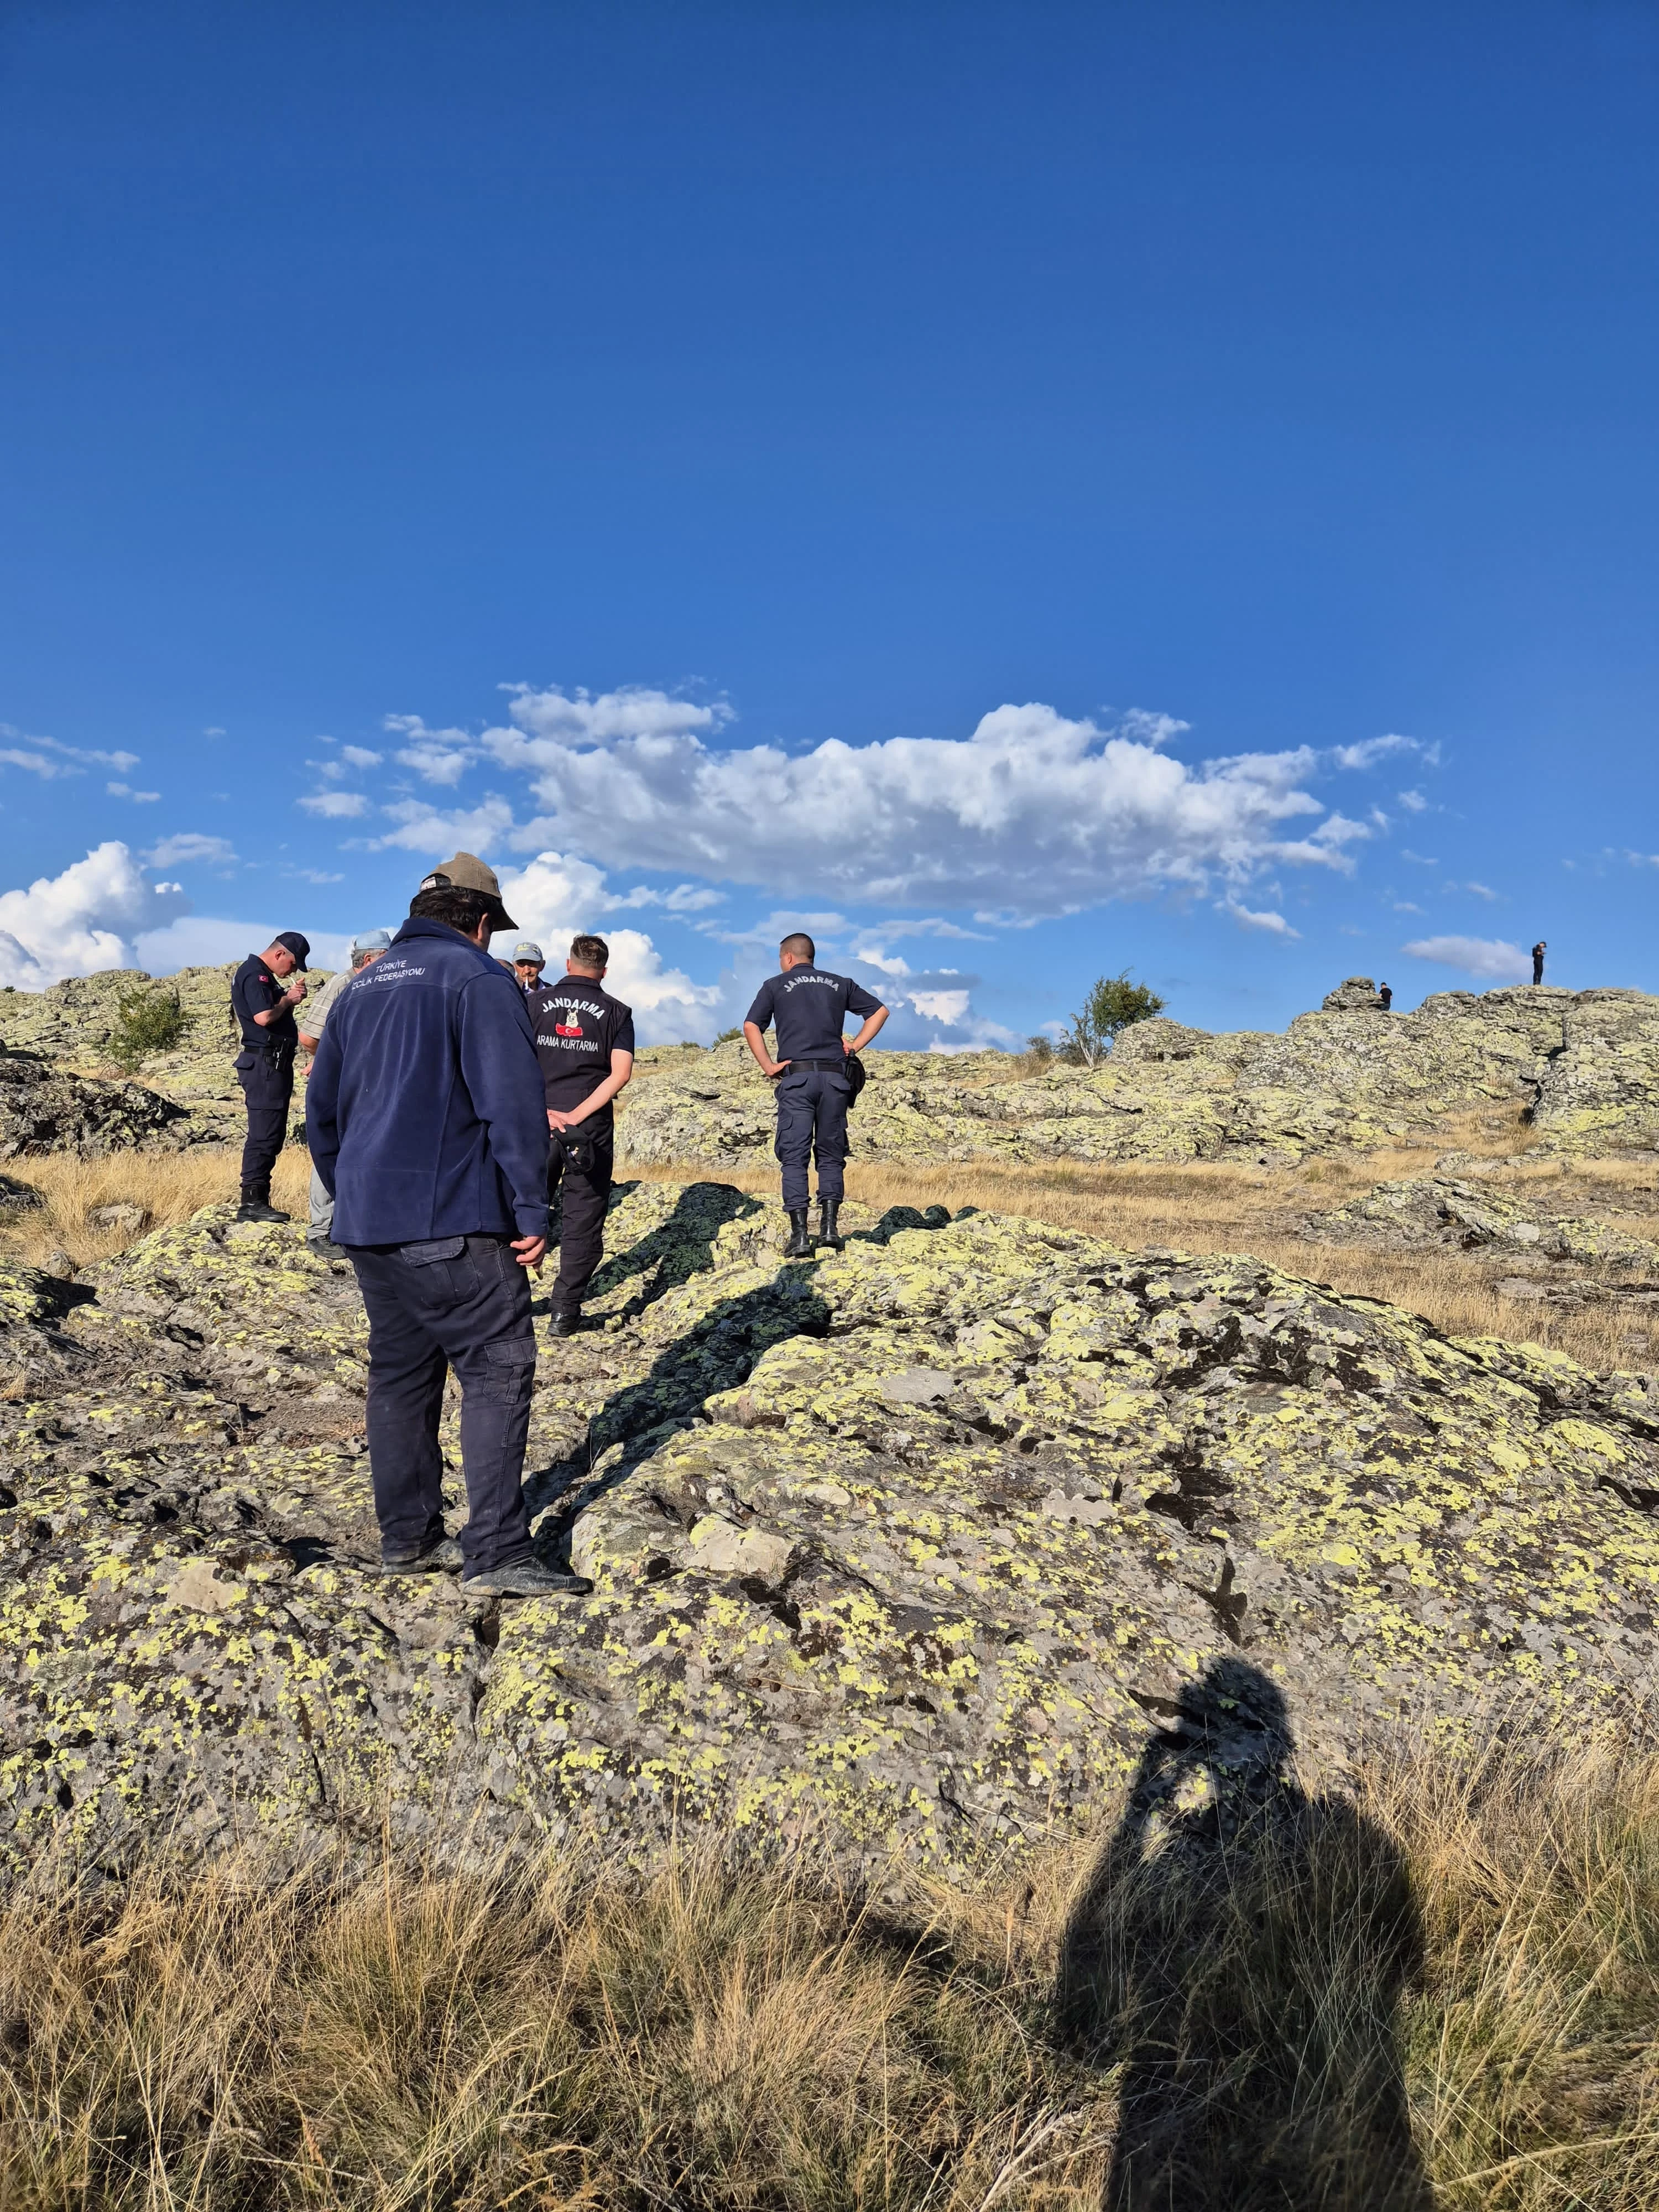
[
  {"xmin": 1223, "ymin": 900, "xmax": 1300, "ymax": 937},
  {"xmin": 477, "ymin": 693, "xmax": 1351, "ymax": 915},
  {"xmin": 1402, "ymin": 935, "xmax": 1532, "ymax": 982},
  {"xmin": 0, "ymin": 843, "xmax": 189, "ymax": 988},
  {"xmin": 298, "ymin": 791, "xmax": 371, "ymax": 818},
  {"xmin": 144, "ymin": 833, "xmax": 239, "ymax": 869},
  {"xmin": 373, "ymin": 793, "xmax": 517, "ymax": 852},
  {"xmin": 495, "ymin": 851, "xmax": 721, "ymax": 1044},
  {"xmin": 135, "ymin": 917, "xmax": 353, "ymax": 975}
]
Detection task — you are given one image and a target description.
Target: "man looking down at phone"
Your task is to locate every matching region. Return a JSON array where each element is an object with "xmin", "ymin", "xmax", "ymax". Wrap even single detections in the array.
[
  {"xmin": 743, "ymin": 932, "xmax": 888, "ymax": 1258},
  {"xmin": 307, "ymin": 852, "xmax": 588, "ymax": 1601},
  {"xmin": 528, "ymin": 933, "xmax": 634, "ymax": 1338}
]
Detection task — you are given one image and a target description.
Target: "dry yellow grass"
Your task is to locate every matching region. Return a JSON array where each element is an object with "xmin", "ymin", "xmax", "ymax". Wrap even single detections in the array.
[
  {"xmin": 2, "ymin": 1741, "xmax": 1658, "ymax": 2207},
  {"xmin": 7, "ymin": 1124, "xmax": 1656, "ymax": 1374},
  {"xmin": 625, "ymin": 1141, "xmax": 1659, "ymax": 1375},
  {"xmin": 0, "ymin": 1147, "xmax": 312, "ymax": 1272}
]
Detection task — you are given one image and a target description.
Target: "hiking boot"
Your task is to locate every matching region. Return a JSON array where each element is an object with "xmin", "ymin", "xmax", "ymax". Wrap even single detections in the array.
[
  {"xmin": 236, "ymin": 1200, "xmax": 290, "ymax": 1224},
  {"xmin": 782, "ymin": 1208, "xmax": 815, "ymax": 1259},
  {"xmin": 378, "ymin": 1536, "xmax": 465, "ymax": 1576},
  {"xmin": 816, "ymin": 1197, "xmax": 844, "ymax": 1250},
  {"xmin": 461, "ymin": 1559, "xmax": 593, "ymax": 1599},
  {"xmin": 546, "ymin": 1307, "xmax": 582, "ymax": 1338}
]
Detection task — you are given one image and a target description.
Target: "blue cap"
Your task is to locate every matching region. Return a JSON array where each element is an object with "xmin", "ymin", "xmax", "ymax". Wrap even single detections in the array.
[{"xmin": 351, "ymin": 929, "xmax": 393, "ymax": 956}]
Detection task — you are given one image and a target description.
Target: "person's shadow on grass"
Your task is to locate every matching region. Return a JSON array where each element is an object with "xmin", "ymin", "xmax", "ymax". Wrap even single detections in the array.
[{"xmin": 1056, "ymin": 1658, "xmax": 1433, "ymax": 2211}]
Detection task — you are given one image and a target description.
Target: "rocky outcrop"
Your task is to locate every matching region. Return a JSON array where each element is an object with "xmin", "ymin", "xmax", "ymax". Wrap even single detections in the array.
[
  {"xmin": 0, "ymin": 1048, "xmax": 185, "ymax": 1157},
  {"xmin": 1305, "ymin": 1176, "xmax": 1659, "ymax": 1270},
  {"xmin": 619, "ymin": 987, "xmax": 1659, "ymax": 1168},
  {"xmin": 0, "ymin": 962, "xmax": 336, "ymax": 1148},
  {"xmin": 1321, "ymin": 976, "xmax": 1385, "ymax": 1011},
  {"xmin": 8, "ymin": 968, "xmax": 1659, "ymax": 1167},
  {"xmin": 6, "ymin": 1182, "xmax": 1659, "ymax": 1877}
]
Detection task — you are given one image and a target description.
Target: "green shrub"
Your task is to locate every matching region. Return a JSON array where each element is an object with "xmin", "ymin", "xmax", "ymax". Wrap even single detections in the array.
[
  {"xmin": 1058, "ymin": 972, "xmax": 1166, "ymax": 1068},
  {"xmin": 107, "ymin": 981, "xmax": 190, "ymax": 1072}
]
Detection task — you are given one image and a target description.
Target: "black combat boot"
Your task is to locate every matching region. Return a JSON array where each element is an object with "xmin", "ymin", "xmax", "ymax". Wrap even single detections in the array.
[
  {"xmin": 237, "ymin": 1188, "xmax": 289, "ymax": 1224},
  {"xmin": 782, "ymin": 1208, "xmax": 815, "ymax": 1258},
  {"xmin": 546, "ymin": 1307, "xmax": 581, "ymax": 1338},
  {"xmin": 817, "ymin": 1197, "xmax": 844, "ymax": 1250}
]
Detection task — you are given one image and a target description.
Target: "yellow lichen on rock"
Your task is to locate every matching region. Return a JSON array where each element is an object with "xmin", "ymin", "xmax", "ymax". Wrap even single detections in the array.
[{"xmin": 4, "ymin": 1179, "xmax": 1659, "ymax": 1873}]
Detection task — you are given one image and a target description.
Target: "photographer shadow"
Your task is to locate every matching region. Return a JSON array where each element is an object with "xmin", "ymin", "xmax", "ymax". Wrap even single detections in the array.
[{"xmin": 1056, "ymin": 1659, "xmax": 1432, "ymax": 2211}]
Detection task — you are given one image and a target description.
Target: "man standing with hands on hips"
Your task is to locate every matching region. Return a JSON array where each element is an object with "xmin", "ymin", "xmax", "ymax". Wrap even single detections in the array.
[
  {"xmin": 231, "ymin": 931, "xmax": 310, "ymax": 1223},
  {"xmin": 529, "ymin": 933, "xmax": 634, "ymax": 1337},
  {"xmin": 744, "ymin": 932, "xmax": 888, "ymax": 1257},
  {"xmin": 307, "ymin": 852, "xmax": 588, "ymax": 1600}
]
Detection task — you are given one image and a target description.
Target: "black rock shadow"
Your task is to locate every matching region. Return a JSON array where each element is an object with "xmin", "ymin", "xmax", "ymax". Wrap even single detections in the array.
[
  {"xmin": 857, "ymin": 1202, "xmax": 954, "ymax": 1244},
  {"xmin": 555, "ymin": 1180, "xmax": 765, "ymax": 1326},
  {"xmin": 529, "ymin": 1268, "xmax": 834, "ymax": 1551},
  {"xmin": 528, "ymin": 1198, "xmax": 964, "ymax": 1555},
  {"xmin": 1056, "ymin": 1660, "xmax": 1432, "ymax": 2212}
]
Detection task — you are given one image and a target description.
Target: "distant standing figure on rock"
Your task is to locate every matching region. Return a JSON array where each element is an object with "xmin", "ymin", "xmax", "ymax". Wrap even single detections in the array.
[
  {"xmin": 231, "ymin": 932, "xmax": 310, "ymax": 1223},
  {"xmin": 1376, "ymin": 982, "xmax": 1393, "ymax": 1011},
  {"xmin": 744, "ymin": 932, "xmax": 889, "ymax": 1257},
  {"xmin": 1533, "ymin": 940, "xmax": 1547, "ymax": 985},
  {"xmin": 307, "ymin": 851, "xmax": 588, "ymax": 1601}
]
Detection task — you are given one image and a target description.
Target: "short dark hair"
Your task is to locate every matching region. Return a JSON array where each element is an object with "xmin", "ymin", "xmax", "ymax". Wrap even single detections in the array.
[
  {"xmin": 780, "ymin": 932, "xmax": 815, "ymax": 961},
  {"xmin": 409, "ymin": 886, "xmax": 495, "ymax": 936},
  {"xmin": 569, "ymin": 933, "xmax": 609, "ymax": 969}
]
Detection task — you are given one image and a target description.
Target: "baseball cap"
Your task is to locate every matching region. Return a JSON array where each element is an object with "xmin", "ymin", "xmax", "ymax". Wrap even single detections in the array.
[
  {"xmin": 272, "ymin": 931, "xmax": 311, "ymax": 971},
  {"xmin": 513, "ymin": 941, "xmax": 545, "ymax": 964},
  {"xmin": 351, "ymin": 929, "xmax": 393, "ymax": 956},
  {"xmin": 418, "ymin": 852, "xmax": 517, "ymax": 932}
]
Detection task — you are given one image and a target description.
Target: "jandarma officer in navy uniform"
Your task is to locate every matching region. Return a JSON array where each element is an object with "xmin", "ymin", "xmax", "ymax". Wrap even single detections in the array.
[
  {"xmin": 231, "ymin": 931, "xmax": 310, "ymax": 1222},
  {"xmin": 528, "ymin": 932, "xmax": 635, "ymax": 1336},
  {"xmin": 743, "ymin": 931, "xmax": 888, "ymax": 1256},
  {"xmin": 306, "ymin": 851, "xmax": 588, "ymax": 1601}
]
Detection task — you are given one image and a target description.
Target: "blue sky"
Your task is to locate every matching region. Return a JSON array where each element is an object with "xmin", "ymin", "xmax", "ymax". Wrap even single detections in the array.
[{"xmin": 3, "ymin": 0, "xmax": 1657, "ymax": 1044}]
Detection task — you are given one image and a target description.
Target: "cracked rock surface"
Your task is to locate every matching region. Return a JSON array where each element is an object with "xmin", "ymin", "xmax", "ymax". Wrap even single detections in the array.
[
  {"xmin": 621, "ymin": 987, "xmax": 1659, "ymax": 1167},
  {"xmin": 6, "ymin": 1179, "xmax": 1659, "ymax": 1876},
  {"xmin": 0, "ymin": 963, "xmax": 335, "ymax": 1149},
  {"xmin": 13, "ymin": 968, "xmax": 1659, "ymax": 1164},
  {"xmin": 0, "ymin": 1047, "xmax": 185, "ymax": 1158},
  {"xmin": 1306, "ymin": 1176, "xmax": 1659, "ymax": 1269}
]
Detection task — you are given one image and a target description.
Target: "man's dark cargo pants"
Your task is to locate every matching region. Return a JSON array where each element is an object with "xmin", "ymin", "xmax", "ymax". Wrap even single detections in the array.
[
  {"xmin": 549, "ymin": 1124, "xmax": 612, "ymax": 1313},
  {"xmin": 774, "ymin": 1065, "xmax": 851, "ymax": 1211},
  {"xmin": 345, "ymin": 1233, "xmax": 537, "ymax": 1572},
  {"xmin": 235, "ymin": 1044, "xmax": 294, "ymax": 1201}
]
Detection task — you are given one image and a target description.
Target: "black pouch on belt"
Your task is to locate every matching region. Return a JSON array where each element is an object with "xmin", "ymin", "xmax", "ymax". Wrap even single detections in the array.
[
  {"xmin": 844, "ymin": 1051, "xmax": 867, "ymax": 1108},
  {"xmin": 556, "ymin": 1118, "xmax": 601, "ymax": 1173}
]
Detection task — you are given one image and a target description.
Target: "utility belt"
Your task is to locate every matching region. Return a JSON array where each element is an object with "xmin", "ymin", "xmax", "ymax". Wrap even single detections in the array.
[
  {"xmin": 238, "ymin": 1035, "xmax": 295, "ymax": 1059},
  {"xmin": 782, "ymin": 1053, "xmax": 867, "ymax": 1105}
]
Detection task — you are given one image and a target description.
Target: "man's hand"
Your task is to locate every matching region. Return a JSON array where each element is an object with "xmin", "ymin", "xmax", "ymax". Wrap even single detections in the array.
[
  {"xmin": 547, "ymin": 1107, "xmax": 578, "ymax": 1132},
  {"xmin": 511, "ymin": 1233, "xmax": 546, "ymax": 1272},
  {"xmin": 284, "ymin": 980, "xmax": 306, "ymax": 1005},
  {"xmin": 742, "ymin": 1019, "xmax": 790, "ymax": 1079}
]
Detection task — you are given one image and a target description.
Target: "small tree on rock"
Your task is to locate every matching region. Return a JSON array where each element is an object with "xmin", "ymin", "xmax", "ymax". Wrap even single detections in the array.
[
  {"xmin": 108, "ymin": 982, "xmax": 190, "ymax": 1073},
  {"xmin": 1058, "ymin": 972, "xmax": 1166, "ymax": 1068}
]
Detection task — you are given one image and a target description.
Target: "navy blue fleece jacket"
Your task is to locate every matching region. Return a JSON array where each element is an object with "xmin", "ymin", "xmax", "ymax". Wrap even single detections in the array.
[{"xmin": 306, "ymin": 918, "xmax": 550, "ymax": 1247}]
